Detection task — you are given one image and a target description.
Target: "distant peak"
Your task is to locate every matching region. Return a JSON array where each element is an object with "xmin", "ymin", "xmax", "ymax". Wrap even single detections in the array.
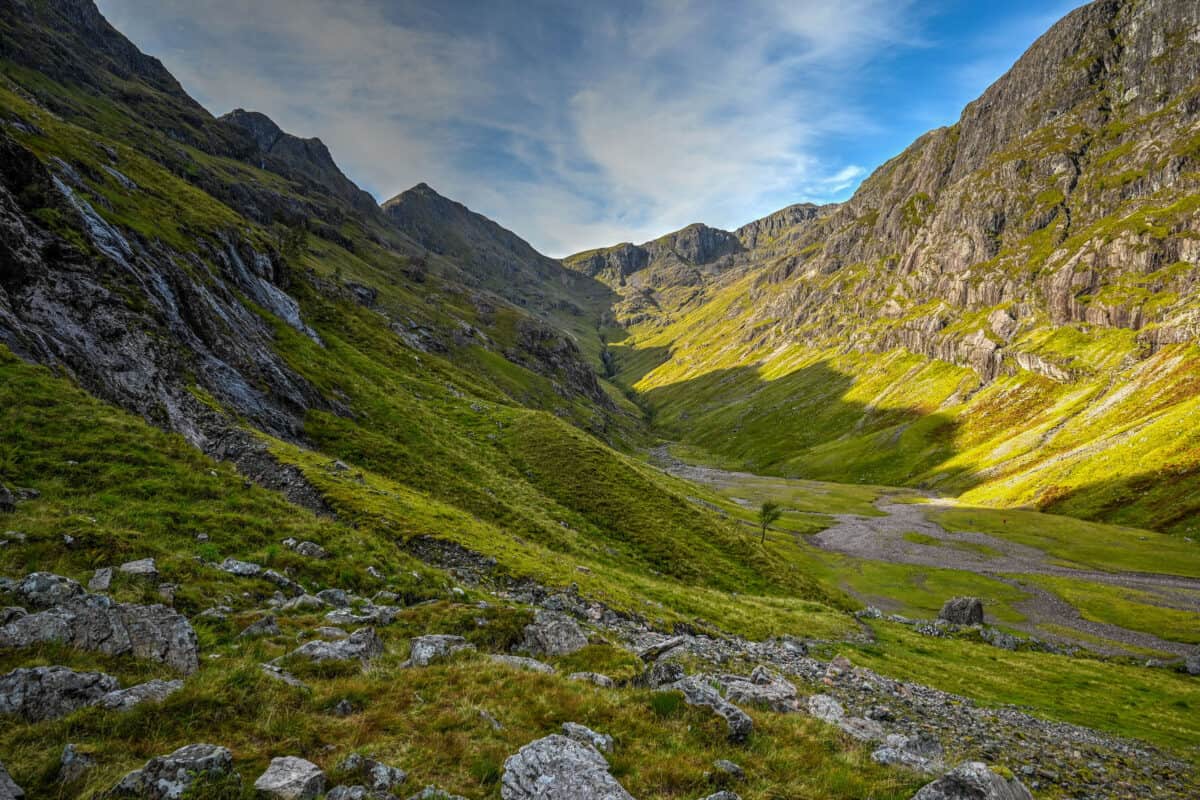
[{"xmin": 218, "ymin": 108, "xmax": 283, "ymax": 152}]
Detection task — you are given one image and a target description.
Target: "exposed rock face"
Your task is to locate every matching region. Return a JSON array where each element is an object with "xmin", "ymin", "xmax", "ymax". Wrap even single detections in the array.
[
  {"xmin": 912, "ymin": 762, "xmax": 1034, "ymax": 800},
  {"xmin": 0, "ymin": 589, "xmax": 199, "ymax": 673},
  {"xmin": 407, "ymin": 634, "xmax": 474, "ymax": 667},
  {"xmin": 500, "ymin": 735, "xmax": 634, "ymax": 800},
  {"xmin": 0, "ymin": 666, "xmax": 118, "ymax": 721},
  {"xmin": 253, "ymin": 756, "xmax": 325, "ymax": 800},
  {"xmin": 109, "ymin": 743, "xmax": 237, "ymax": 799},
  {"xmin": 521, "ymin": 610, "xmax": 588, "ymax": 656},
  {"xmin": 938, "ymin": 598, "xmax": 984, "ymax": 626}
]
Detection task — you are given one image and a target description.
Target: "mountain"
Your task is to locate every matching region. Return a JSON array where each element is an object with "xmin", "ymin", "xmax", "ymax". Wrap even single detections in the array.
[{"xmin": 579, "ymin": 0, "xmax": 1200, "ymax": 535}]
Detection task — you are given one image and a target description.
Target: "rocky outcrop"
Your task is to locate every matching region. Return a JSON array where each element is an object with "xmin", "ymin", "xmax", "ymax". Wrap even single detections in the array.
[
  {"xmin": 286, "ymin": 627, "xmax": 383, "ymax": 664},
  {"xmin": 95, "ymin": 679, "xmax": 184, "ymax": 711},
  {"xmin": 0, "ymin": 587, "xmax": 199, "ymax": 673},
  {"xmin": 0, "ymin": 666, "xmax": 118, "ymax": 721},
  {"xmin": 109, "ymin": 743, "xmax": 237, "ymax": 799},
  {"xmin": 500, "ymin": 735, "xmax": 634, "ymax": 800},
  {"xmin": 912, "ymin": 762, "xmax": 1033, "ymax": 800}
]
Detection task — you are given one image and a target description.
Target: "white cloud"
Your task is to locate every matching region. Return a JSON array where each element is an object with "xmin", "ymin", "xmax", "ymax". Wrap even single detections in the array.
[{"xmin": 97, "ymin": 0, "xmax": 915, "ymax": 255}]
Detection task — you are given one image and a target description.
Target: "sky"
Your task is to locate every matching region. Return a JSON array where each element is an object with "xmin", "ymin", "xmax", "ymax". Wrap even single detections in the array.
[{"xmin": 96, "ymin": 0, "xmax": 1084, "ymax": 256}]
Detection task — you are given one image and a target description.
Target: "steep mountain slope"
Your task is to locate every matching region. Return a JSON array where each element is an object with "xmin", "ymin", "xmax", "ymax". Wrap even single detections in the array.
[{"xmin": 578, "ymin": 0, "xmax": 1200, "ymax": 535}]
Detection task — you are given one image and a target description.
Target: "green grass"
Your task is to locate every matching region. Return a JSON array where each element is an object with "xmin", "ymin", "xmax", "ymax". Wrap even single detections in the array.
[{"xmin": 1025, "ymin": 576, "xmax": 1200, "ymax": 646}]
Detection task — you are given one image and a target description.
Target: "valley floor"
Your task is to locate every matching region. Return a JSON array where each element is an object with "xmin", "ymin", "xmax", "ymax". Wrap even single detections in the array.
[{"xmin": 651, "ymin": 445, "xmax": 1200, "ymax": 659}]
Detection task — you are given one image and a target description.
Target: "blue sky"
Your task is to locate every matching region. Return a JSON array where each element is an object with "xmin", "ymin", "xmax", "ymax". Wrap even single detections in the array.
[{"xmin": 96, "ymin": 0, "xmax": 1084, "ymax": 256}]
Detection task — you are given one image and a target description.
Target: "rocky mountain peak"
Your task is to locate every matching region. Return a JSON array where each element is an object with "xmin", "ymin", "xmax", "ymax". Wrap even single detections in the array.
[{"xmin": 218, "ymin": 109, "xmax": 285, "ymax": 154}]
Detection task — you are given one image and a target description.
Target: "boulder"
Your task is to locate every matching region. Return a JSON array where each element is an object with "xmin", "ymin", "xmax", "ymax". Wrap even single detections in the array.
[
  {"xmin": 670, "ymin": 676, "xmax": 753, "ymax": 743},
  {"xmin": 711, "ymin": 759, "xmax": 744, "ymax": 781},
  {"xmin": 912, "ymin": 762, "xmax": 1033, "ymax": 800},
  {"xmin": 338, "ymin": 753, "xmax": 407, "ymax": 792},
  {"xmin": 568, "ymin": 672, "xmax": 615, "ymax": 688},
  {"xmin": 407, "ymin": 635, "xmax": 474, "ymax": 667},
  {"xmin": 562, "ymin": 722, "xmax": 614, "ymax": 753},
  {"xmin": 119, "ymin": 559, "xmax": 159, "ymax": 581},
  {"xmin": 110, "ymin": 743, "xmax": 236, "ymax": 799},
  {"xmin": 638, "ymin": 635, "xmax": 687, "ymax": 661},
  {"xmin": 60, "ymin": 743, "xmax": 95, "ymax": 784},
  {"xmin": 316, "ymin": 589, "xmax": 350, "ymax": 608},
  {"xmin": 938, "ymin": 597, "xmax": 984, "ymax": 626},
  {"xmin": 219, "ymin": 558, "xmax": 262, "ymax": 577},
  {"xmin": 806, "ymin": 694, "xmax": 845, "ymax": 724},
  {"xmin": 0, "ymin": 760, "xmax": 23, "ymax": 799},
  {"xmin": 521, "ymin": 610, "xmax": 587, "ymax": 656},
  {"xmin": 501, "ymin": 734, "xmax": 634, "ymax": 800},
  {"xmin": 287, "ymin": 627, "xmax": 383, "ymax": 664},
  {"xmin": 254, "ymin": 757, "xmax": 325, "ymax": 799},
  {"xmin": 872, "ymin": 732, "xmax": 945, "ymax": 773},
  {"xmin": 719, "ymin": 666, "xmax": 799, "ymax": 712},
  {"xmin": 283, "ymin": 539, "xmax": 329, "ymax": 559},
  {"xmin": 643, "ymin": 661, "xmax": 684, "ymax": 688},
  {"xmin": 89, "ymin": 567, "xmax": 114, "ymax": 592},
  {"xmin": 0, "ymin": 589, "xmax": 199, "ymax": 674},
  {"xmin": 0, "ymin": 666, "xmax": 118, "ymax": 721},
  {"xmin": 1184, "ymin": 650, "xmax": 1200, "ymax": 676},
  {"xmin": 491, "ymin": 654, "xmax": 554, "ymax": 674},
  {"xmin": 95, "ymin": 679, "xmax": 184, "ymax": 711},
  {"xmin": 239, "ymin": 615, "xmax": 281, "ymax": 638}
]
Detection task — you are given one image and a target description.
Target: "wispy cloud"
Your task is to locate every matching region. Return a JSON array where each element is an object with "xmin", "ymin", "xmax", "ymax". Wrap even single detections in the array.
[{"xmin": 98, "ymin": 0, "xmax": 919, "ymax": 254}]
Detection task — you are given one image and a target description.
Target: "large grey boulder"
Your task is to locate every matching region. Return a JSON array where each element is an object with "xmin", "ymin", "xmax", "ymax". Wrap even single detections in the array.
[
  {"xmin": 521, "ymin": 610, "xmax": 587, "ymax": 656},
  {"xmin": 0, "ymin": 586, "xmax": 199, "ymax": 674},
  {"xmin": 912, "ymin": 762, "xmax": 1033, "ymax": 800},
  {"xmin": 287, "ymin": 627, "xmax": 383, "ymax": 664},
  {"xmin": 938, "ymin": 597, "xmax": 984, "ymax": 626},
  {"xmin": 338, "ymin": 753, "xmax": 407, "ymax": 793},
  {"xmin": 407, "ymin": 635, "xmax": 474, "ymax": 667},
  {"xmin": 501, "ymin": 734, "xmax": 634, "ymax": 800},
  {"xmin": 0, "ymin": 760, "xmax": 24, "ymax": 799},
  {"xmin": 254, "ymin": 756, "xmax": 325, "ymax": 799},
  {"xmin": 0, "ymin": 666, "xmax": 118, "ymax": 721},
  {"xmin": 110, "ymin": 743, "xmax": 236, "ymax": 799},
  {"xmin": 95, "ymin": 679, "xmax": 184, "ymax": 711}
]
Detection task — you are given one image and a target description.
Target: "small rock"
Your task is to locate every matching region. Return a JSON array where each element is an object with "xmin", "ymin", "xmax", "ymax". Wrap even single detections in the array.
[
  {"xmin": 638, "ymin": 635, "xmax": 687, "ymax": 661},
  {"xmin": 1184, "ymin": 650, "xmax": 1200, "ymax": 676},
  {"xmin": 807, "ymin": 694, "xmax": 845, "ymax": 724},
  {"xmin": 254, "ymin": 756, "xmax": 325, "ymax": 799},
  {"xmin": 407, "ymin": 787, "xmax": 467, "ymax": 800},
  {"xmin": 562, "ymin": 722, "xmax": 614, "ymax": 753},
  {"xmin": 912, "ymin": 761, "xmax": 1033, "ymax": 800},
  {"xmin": 407, "ymin": 634, "xmax": 474, "ymax": 667},
  {"xmin": 0, "ymin": 760, "xmax": 24, "ymax": 799},
  {"xmin": 239, "ymin": 615, "xmax": 281, "ymax": 638},
  {"xmin": 872, "ymin": 732, "xmax": 944, "ymax": 773},
  {"xmin": 195, "ymin": 532, "xmax": 209, "ymax": 542},
  {"xmin": 720, "ymin": 666, "xmax": 798, "ymax": 712},
  {"xmin": 119, "ymin": 558, "xmax": 159, "ymax": 581},
  {"xmin": 284, "ymin": 539, "xmax": 329, "ymax": 560},
  {"xmin": 568, "ymin": 672, "xmax": 615, "ymax": 688},
  {"xmin": 281, "ymin": 594, "xmax": 326, "ymax": 612},
  {"xmin": 938, "ymin": 597, "xmax": 984, "ymax": 626},
  {"xmin": 500, "ymin": 734, "xmax": 633, "ymax": 800},
  {"xmin": 60, "ymin": 743, "xmax": 95, "ymax": 784},
  {"xmin": 0, "ymin": 485, "xmax": 14, "ymax": 513},
  {"xmin": 338, "ymin": 753, "xmax": 407, "ymax": 792},
  {"xmin": 261, "ymin": 663, "xmax": 308, "ymax": 688},
  {"xmin": 699, "ymin": 793, "xmax": 741, "ymax": 800},
  {"xmin": 219, "ymin": 558, "xmax": 262, "ymax": 577},
  {"xmin": 316, "ymin": 626, "xmax": 349, "ymax": 640},
  {"xmin": 317, "ymin": 589, "xmax": 351, "ymax": 608},
  {"xmin": 95, "ymin": 679, "xmax": 184, "ymax": 711},
  {"xmin": 491, "ymin": 654, "xmax": 554, "ymax": 674},
  {"xmin": 89, "ymin": 567, "xmax": 114, "ymax": 592},
  {"xmin": 839, "ymin": 716, "xmax": 885, "ymax": 742},
  {"xmin": 110, "ymin": 743, "xmax": 236, "ymax": 799},
  {"xmin": 711, "ymin": 759, "xmax": 744, "ymax": 781},
  {"xmin": 333, "ymin": 699, "xmax": 355, "ymax": 716},
  {"xmin": 480, "ymin": 709, "xmax": 503, "ymax": 730},
  {"xmin": 521, "ymin": 610, "xmax": 588, "ymax": 656}
]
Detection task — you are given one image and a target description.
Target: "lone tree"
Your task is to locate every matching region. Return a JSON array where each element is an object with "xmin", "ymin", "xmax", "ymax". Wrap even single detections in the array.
[{"xmin": 758, "ymin": 501, "xmax": 782, "ymax": 544}]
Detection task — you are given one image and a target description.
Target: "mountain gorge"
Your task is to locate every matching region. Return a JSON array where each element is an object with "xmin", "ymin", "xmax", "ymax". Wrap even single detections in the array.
[{"xmin": 0, "ymin": 0, "xmax": 1199, "ymax": 798}]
